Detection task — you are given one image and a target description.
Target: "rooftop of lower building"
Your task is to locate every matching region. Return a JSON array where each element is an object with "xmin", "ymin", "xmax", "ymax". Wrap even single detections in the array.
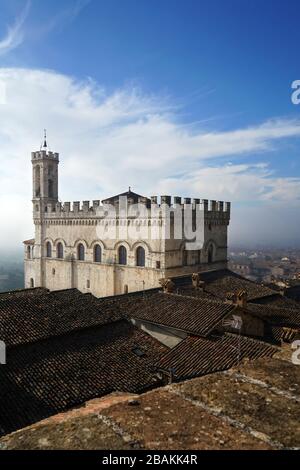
[
  {"xmin": 1, "ymin": 348, "xmax": 299, "ymax": 450},
  {"xmin": 0, "ymin": 269, "xmax": 299, "ymax": 439}
]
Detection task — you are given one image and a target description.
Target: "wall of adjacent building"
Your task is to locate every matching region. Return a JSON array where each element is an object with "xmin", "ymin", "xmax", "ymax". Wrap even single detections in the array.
[{"xmin": 131, "ymin": 318, "xmax": 187, "ymax": 348}]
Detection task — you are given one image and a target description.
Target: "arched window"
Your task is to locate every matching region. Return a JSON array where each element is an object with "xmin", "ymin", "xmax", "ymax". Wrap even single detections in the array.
[
  {"xmin": 46, "ymin": 241, "xmax": 52, "ymax": 258},
  {"xmin": 35, "ymin": 165, "xmax": 41, "ymax": 197},
  {"xmin": 27, "ymin": 246, "xmax": 31, "ymax": 259},
  {"xmin": 77, "ymin": 243, "xmax": 85, "ymax": 261},
  {"xmin": 136, "ymin": 246, "xmax": 145, "ymax": 267},
  {"xmin": 57, "ymin": 242, "xmax": 64, "ymax": 259},
  {"xmin": 30, "ymin": 278, "xmax": 34, "ymax": 288},
  {"xmin": 118, "ymin": 245, "xmax": 127, "ymax": 265},
  {"xmin": 208, "ymin": 244, "xmax": 214, "ymax": 263},
  {"xmin": 94, "ymin": 244, "xmax": 102, "ymax": 263}
]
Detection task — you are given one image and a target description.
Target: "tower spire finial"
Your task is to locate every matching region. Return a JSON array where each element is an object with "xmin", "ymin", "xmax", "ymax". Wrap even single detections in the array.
[{"xmin": 43, "ymin": 129, "xmax": 47, "ymax": 149}]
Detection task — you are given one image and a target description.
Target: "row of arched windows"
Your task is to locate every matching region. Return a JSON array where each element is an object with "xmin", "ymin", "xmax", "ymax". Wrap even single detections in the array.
[
  {"xmin": 117, "ymin": 245, "xmax": 145, "ymax": 266},
  {"xmin": 77, "ymin": 243, "xmax": 103, "ymax": 263},
  {"xmin": 45, "ymin": 242, "xmax": 146, "ymax": 267},
  {"xmin": 46, "ymin": 242, "xmax": 64, "ymax": 259}
]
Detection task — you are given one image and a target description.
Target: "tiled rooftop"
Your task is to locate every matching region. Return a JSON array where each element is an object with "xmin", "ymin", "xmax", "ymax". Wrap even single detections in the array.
[
  {"xmin": 117, "ymin": 292, "xmax": 235, "ymax": 337},
  {"xmin": 0, "ymin": 287, "xmax": 47, "ymax": 300},
  {"xmin": 247, "ymin": 302, "xmax": 300, "ymax": 328},
  {"xmin": 269, "ymin": 325, "xmax": 298, "ymax": 343},
  {"xmin": 0, "ymin": 271, "xmax": 299, "ymax": 441},
  {"xmin": 253, "ymin": 294, "xmax": 300, "ymax": 308},
  {"xmin": 102, "ymin": 189, "xmax": 150, "ymax": 205},
  {"xmin": 0, "ymin": 319, "xmax": 167, "ymax": 436},
  {"xmin": 1, "ymin": 351, "xmax": 299, "ymax": 450},
  {"xmin": 0, "ymin": 288, "xmax": 121, "ymax": 347},
  {"xmin": 174, "ymin": 269, "xmax": 278, "ymax": 301},
  {"xmin": 157, "ymin": 333, "xmax": 278, "ymax": 380}
]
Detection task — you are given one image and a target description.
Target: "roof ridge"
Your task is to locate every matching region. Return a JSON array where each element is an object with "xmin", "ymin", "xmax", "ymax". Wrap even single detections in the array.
[
  {"xmin": 248, "ymin": 302, "xmax": 300, "ymax": 312},
  {"xmin": 224, "ymin": 331, "xmax": 279, "ymax": 349},
  {"xmin": 0, "ymin": 287, "xmax": 48, "ymax": 298},
  {"xmin": 159, "ymin": 291, "xmax": 233, "ymax": 306}
]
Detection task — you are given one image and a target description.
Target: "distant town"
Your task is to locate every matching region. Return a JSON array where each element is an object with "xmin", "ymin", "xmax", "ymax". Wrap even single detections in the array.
[{"xmin": 229, "ymin": 247, "xmax": 300, "ymax": 285}]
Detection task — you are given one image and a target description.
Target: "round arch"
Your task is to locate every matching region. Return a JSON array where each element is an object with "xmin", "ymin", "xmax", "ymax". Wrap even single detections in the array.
[
  {"xmin": 56, "ymin": 240, "xmax": 65, "ymax": 259},
  {"xmin": 91, "ymin": 240, "xmax": 107, "ymax": 263},
  {"xmin": 73, "ymin": 239, "xmax": 89, "ymax": 249},
  {"xmin": 74, "ymin": 239, "xmax": 88, "ymax": 262},
  {"xmin": 53, "ymin": 238, "xmax": 67, "ymax": 247},
  {"xmin": 44, "ymin": 239, "xmax": 54, "ymax": 258},
  {"xmin": 204, "ymin": 239, "xmax": 217, "ymax": 263},
  {"xmin": 131, "ymin": 240, "xmax": 152, "ymax": 254},
  {"xmin": 44, "ymin": 237, "xmax": 55, "ymax": 245},
  {"xmin": 113, "ymin": 240, "xmax": 131, "ymax": 252},
  {"xmin": 117, "ymin": 244, "xmax": 128, "ymax": 265},
  {"xmin": 90, "ymin": 239, "xmax": 107, "ymax": 251},
  {"xmin": 136, "ymin": 246, "xmax": 146, "ymax": 267}
]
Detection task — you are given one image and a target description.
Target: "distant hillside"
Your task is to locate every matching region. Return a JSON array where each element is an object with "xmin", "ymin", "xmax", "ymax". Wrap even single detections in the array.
[{"xmin": 0, "ymin": 259, "xmax": 24, "ymax": 292}]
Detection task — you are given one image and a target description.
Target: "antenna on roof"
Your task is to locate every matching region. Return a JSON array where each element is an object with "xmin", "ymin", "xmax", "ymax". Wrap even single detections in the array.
[{"xmin": 223, "ymin": 314, "xmax": 243, "ymax": 370}]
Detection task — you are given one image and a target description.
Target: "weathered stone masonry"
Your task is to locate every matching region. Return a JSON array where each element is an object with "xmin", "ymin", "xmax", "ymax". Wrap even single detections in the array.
[{"xmin": 24, "ymin": 143, "xmax": 231, "ymax": 297}]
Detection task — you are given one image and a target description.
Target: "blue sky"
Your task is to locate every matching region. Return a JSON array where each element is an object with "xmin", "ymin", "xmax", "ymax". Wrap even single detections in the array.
[
  {"xmin": 2, "ymin": 0, "xmax": 299, "ymax": 121},
  {"xmin": 0, "ymin": 0, "xmax": 300, "ymax": 249}
]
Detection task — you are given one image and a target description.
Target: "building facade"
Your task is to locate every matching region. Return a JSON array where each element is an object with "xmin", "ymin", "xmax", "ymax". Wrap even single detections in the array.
[{"xmin": 24, "ymin": 142, "xmax": 231, "ymax": 297}]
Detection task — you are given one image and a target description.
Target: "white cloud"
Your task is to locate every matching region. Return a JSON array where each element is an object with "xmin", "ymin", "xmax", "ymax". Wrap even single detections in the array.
[
  {"xmin": 36, "ymin": 0, "xmax": 91, "ymax": 37},
  {"xmin": 0, "ymin": 1, "xmax": 31, "ymax": 56},
  {"xmin": 0, "ymin": 67, "xmax": 299, "ymax": 251},
  {"xmin": 161, "ymin": 163, "xmax": 300, "ymax": 202}
]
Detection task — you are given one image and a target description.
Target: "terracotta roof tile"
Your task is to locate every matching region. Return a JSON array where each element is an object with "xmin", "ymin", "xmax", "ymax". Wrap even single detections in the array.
[
  {"xmin": 158, "ymin": 333, "xmax": 277, "ymax": 380},
  {"xmin": 118, "ymin": 292, "xmax": 234, "ymax": 336},
  {"xmin": 0, "ymin": 320, "xmax": 167, "ymax": 436},
  {"xmin": 247, "ymin": 302, "xmax": 300, "ymax": 328},
  {"xmin": 102, "ymin": 190, "xmax": 150, "ymax": 204},
  {"xmin": 0, "ymin": 289, "xmax": 121, "ymax": 347},
  {"xmin": 172, "ymin": 270, "xmax": 278, "ymax": 301}
]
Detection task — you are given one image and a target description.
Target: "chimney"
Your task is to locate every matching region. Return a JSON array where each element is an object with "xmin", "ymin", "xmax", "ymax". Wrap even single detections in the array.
[
  {"xmin": 279, "ymin": 286, "xmax": 286, "ymax": 296},
  {"xmin": 237, "ymin": 290, "xmax": 248, "ymax": 308},
  {"xmin": 225, "ymin": 292, "xmax": 237, "ymax": 305},
  {"xmin": 225, "ymin": 290, "xmax": 247, "ymax": 307},
  {"xmin": 191, "ymin": 273, "xmax": 205, "ymax": 291},
  {"xmin": 159, "ymin": 278, "xmax": 175, "ymax": 293}
]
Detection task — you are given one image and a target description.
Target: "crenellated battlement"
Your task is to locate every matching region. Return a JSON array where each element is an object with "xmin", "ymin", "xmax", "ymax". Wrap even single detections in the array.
[
  {"xmin": 150, "ymin": 196, "xmax": 230, "ymax": 215},
  {"xmin": 27, "ymin": 140, "xmax": 231, "ymax": 295},
  {"xmin": 34, "ymin": 195, "xmax": 230, "ymax": 222},
  {"xmin": 31, "ymin": 150, "xmax": 59, "ymax": 161}
]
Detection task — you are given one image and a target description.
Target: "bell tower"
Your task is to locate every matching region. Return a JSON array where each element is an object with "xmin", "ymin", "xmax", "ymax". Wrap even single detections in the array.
[
  {"xmin": 31, "ymin": 130, "xmax": 59, "ymax": 208},
  {"xmin": 30, "ymin": 131, "xmax": 60, "ymax": 288}
]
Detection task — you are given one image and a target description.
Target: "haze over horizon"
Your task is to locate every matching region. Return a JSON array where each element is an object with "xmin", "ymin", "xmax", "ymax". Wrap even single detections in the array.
[{"xmin": 0, "ymin": 0, "xmax": 300, "ymax": 254}]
